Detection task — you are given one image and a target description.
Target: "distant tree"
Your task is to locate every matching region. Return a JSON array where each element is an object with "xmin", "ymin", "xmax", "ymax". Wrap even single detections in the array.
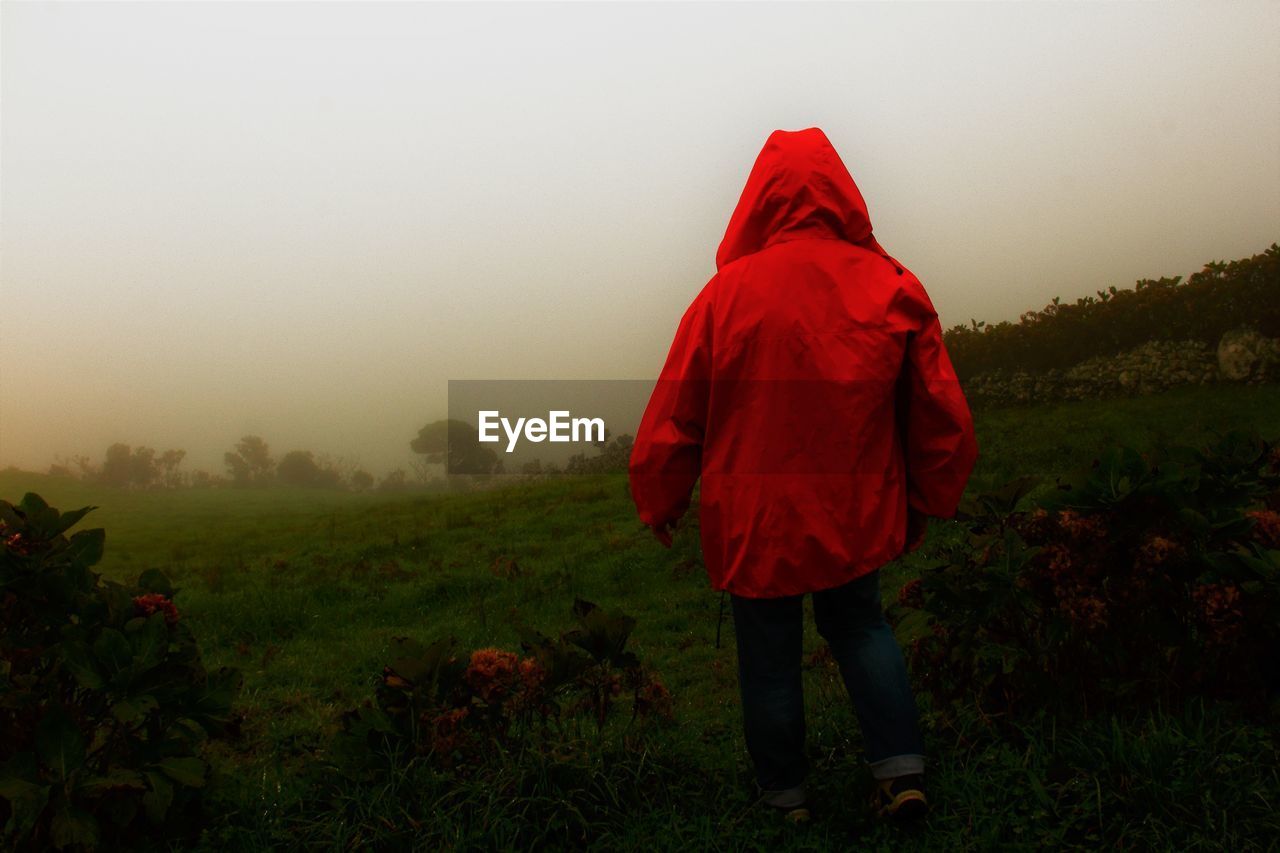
[
  {"xmin": 129, "ymin": 446, "xmax": 158, "ymax": 488},
  {"xmin": 48, "ymin": 453, "xmax": 89, "ymax": 480},
  {"xmin": 72, "ymin": 454, "xmax": 98, "ymax": 481},
  {"xmin": 407, "ymin": 457, "xmax": 433, "ymax": 485},
  {"xmin": 190, "ymin": 469, "xmax": 222, "ymax": 488},
  {"xmin": 943, "ymin": 243, "xmax": 1280, "ymax": 380},
  {"xmin": 277, "ymin": 450, "xmax": 323, "ymax": 487},
  {"xmin": 101, "ymin": 443, "xmax": 134, "ymax": 488},
  {"xmin": 566, "ymin": 433, "xmax": 634, "ymax": 474},
  {"xmin": 156, "ymin": 449, "xmax": 187, "ymax": 489},
  {"xmin": 97, "ymin": 443, "xmax": 170, "ymax": 488},
  {"xmin": 311, "ymin": 452, "xmax": 347, "ymax": 489},
  {"xmin": 411, "ymin": 419, "xmax": 500, "ymax": 475},
  {"xmin": 273, "ymin": 450, "xmax": 342, "ymax": 488},
  {"xmin": 350, "ymin": 469, "xmax": 375, "ymax": 491},
  {"xmin": 225, "ymin": 435, "xmax": 274, "ymax": 487},
  {"xmin": 378, "ymin": 468, "xmax": 408, "ymax": 492}
]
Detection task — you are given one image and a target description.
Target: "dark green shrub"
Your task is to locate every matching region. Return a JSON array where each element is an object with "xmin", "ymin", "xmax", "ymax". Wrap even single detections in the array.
[
  {"xmin": 945, "ymin": 243, "xmax": 1280, "ymax": 380},
  {"xmin": 0, "ymin": 494, "xmax": 242, "ymax": 851},
  {"xmin": 333, "ymin": 597, "xmax": 673, "ymax": 781},
  {"xmin": 897, "ymin": 430, "xmax": 1280, "ymax": 723}
]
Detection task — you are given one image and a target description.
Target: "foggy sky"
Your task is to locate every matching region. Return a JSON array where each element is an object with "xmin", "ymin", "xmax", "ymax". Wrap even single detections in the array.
[{"xmin": 3, "ymin": 1, "xmax": 1278, "ymax": 479}]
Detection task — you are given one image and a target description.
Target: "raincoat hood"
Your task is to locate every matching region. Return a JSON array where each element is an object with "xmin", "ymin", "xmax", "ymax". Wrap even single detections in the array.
[{"xmin": 716, "ymin": 127, "xmax": 890, "ymax": 271}]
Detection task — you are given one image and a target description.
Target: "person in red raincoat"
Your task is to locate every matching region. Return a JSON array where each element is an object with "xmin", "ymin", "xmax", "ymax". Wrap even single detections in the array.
[{"xmin": 628, "ymin": 127, "xmax": 978, "ymax": 822}]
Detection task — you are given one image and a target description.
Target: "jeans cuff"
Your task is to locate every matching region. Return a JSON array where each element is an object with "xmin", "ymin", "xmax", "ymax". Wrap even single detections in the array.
[{"xmin": 868, "ymin": 754, "xmax": 925, "ymax": 780}]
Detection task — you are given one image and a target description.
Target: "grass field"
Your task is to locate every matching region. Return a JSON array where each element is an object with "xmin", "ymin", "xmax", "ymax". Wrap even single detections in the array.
[{"xmin": 4, "ymin": 382, "xmax": 1280, "ymax": 850}]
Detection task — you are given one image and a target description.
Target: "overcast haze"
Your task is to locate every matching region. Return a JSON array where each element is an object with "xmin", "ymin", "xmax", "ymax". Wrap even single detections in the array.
[{"xmin": 2, "ymin": 1, "xmax": 1278, "ymax": 479}]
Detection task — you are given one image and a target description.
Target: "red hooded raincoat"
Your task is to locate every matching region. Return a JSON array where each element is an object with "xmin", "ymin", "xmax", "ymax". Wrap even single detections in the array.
[{"xmin": 628, "ymin": 127, "xmax": 979, "ymax": 598}]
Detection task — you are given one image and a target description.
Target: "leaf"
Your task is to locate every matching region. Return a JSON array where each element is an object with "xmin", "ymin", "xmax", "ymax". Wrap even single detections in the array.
[
  {"xmin": 894, "ymin": 608, "xmax": 932, "ymax": 638},
  {"xmin": 571, "ymin": 597, "xmax": 599, "ymax": 620},
  {"xmin": 110, "ymin": 695, "xmax": 159, "ymax": 725},
  {"xmin": 136, "ymin": 568, "xmax": 174, "ymax": 597},
  {"xmin": 386, "ymin": 636, "xmax": 456, "ymax": 686},
  {"xmin": 92, "ymin": 628, "xmax": 134, "ymax": 681},
  {"xmin": 142, "ymin": 771, "xmax": 173, "ymax": 823},
  {"xmin": 36, "ymin": 705, "xmax": 85, "ymax": 779},
  {"xmin": 565, "ymin": 606, "xmax": 637, "ymax": 666},
  {"xmin": 990, "ymin": 475, "xmax": 1042, "ymax": 513},
  {"xmin": 65, "ymin": 528, "xmax": 105, "ymax": 569},
  {"xmin": 539, "ymin": 641, "xmax": 593, "ymax": 688},
  {"xmin": 80, "ymin": 767, "xmax": 147, "ymax": 795},
  {"xmin": 59, "ymin": 641, "xmax": 105, "ymax": 691},
  {"xmin": 128, "ymin": 612, "xmax": 169, "ymax": 674},
  {"xmin": 0, "ymin": 500, "xmax": 24, "ymax": 529},
  {"xmin": 1177, "ymin": 507, "xmax": 1211, "ymax": 538},
  {"xmin": 0, "ymin": 759, "xmax": 51, "ymax": 841},
  {"xmin": 155, "ymin": 756, "xmax": 207, "ymax": 788},
  {"xmin": 50, "ymin": 803, "xmax": 99, "ymax": 851},
  {"xmin": 51, "ymin": 505, "xmax": 97, "ymax": 537},
  {"xmin": 16, "ymin": 493, "xmax": 50, "ymax": 516}
]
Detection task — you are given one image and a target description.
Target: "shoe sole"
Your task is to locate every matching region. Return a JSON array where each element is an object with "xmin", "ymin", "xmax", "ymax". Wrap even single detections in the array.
[{"xmin": 880, "ymin": 793, "xmax": 928, "ymax": 822}]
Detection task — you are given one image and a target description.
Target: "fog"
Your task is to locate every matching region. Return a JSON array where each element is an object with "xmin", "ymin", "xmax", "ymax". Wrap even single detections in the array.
[{"xmin": 2, "ymin": 1, "xmax": 1278, "ymax": 479}]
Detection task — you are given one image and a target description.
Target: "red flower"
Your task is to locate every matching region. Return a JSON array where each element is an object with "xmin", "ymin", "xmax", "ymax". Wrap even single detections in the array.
[
  {"xmin": 518, "ymin": 656, "xmax": 545, "ymax": 687},
  {"xmin": 1135, "ymin": 534, "xmax": 1185, "ymax": 569},
  {"xmin": 1, "ymin": 525, "xmax": 37, "ymax": 557},
  {"xmin": 1058, "ymin": 592, "xmax": 1107, "ymax": 633},
  {"xmin": 503, "ymin": 656, "xmax": 548, "ymax": 715},
  {"xmin": 1191, "ymin": 584, "xmax": 1245, "ymax": 645},
  {"xmin": 1039, "ymin": 544, "xmax": 1074, "ymax": 585},
  {"xmin": 464, "ymin": 648, "xmax": 519, "ymax": 703},
  {"xmin": 635, "ymin": 677, "xmax": 675, "ymax": 720},
  {"xmin": 1056, "ymin": 509, "xmax": 1107, "ymax": 543},
  {"xmin": 428, "ymin": 707, "xmax": 471, "ymax": 762},
  {"xmin": 897, "ymin": 579, "xmax": 925, "ymax": 609},
  {"xmin": 132, "ymin": 593, "xmax": 179, "ymax": 626},
  {"xmin": 1244, "ymin": 509, "xmax": 1280, "ymax": 549}
]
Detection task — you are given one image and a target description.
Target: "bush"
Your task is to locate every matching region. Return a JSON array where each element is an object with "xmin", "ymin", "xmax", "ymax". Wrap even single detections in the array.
[
  {"xmin": 332, "ymin": 598, "xmax": 673, "ymax": 781},
  {"xmin": 945, "ymin": 243, "xmax": 1280, "ymax": 381},
  {"xmin": 963, "ymin": 338, "xmax": 1227, "ymax": 407},
  {"xmin": 896, "ymin": 429, "xmax": 1280, "ymax": 724},
  {"xmin": 0, "ymin": 494, "xmax": 242, "ymax": 852}
]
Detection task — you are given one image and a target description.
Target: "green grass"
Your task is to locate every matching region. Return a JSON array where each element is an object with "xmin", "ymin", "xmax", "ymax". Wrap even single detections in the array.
[{"xmin": 3, "ymin": 382, "xmax": 1279, "ymax": 850}]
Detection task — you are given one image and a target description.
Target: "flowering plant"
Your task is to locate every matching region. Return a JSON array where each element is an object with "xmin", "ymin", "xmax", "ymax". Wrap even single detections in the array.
[
  {"xmin": 894, "ymin": 429, "xmax": 1280, "ymax": 722},
  {"xmin": 336, "ymin": 598, "xmax": 673, "ymax": 779},
  {"xmin": 0, "ymin": 493, "xmax": 241, "ymax": 852}
]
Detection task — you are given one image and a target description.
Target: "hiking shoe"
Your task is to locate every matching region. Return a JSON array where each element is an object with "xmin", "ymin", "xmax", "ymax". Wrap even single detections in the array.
[
  {"xmin": 760, "ymin": 785, "xmax": 811, "ymax": 824},
  {"xmin": 872, "ymin": 773, "xmax": 928, "ymax": 821},
  {"xmin": 768, "ymin": 801, "xmax": 812, "ymax": 824}
]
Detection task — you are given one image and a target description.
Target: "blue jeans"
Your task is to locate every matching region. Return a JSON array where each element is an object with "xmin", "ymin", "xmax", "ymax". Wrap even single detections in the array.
[{"xmin": 729, "ymin": 568, "xmax": 925, "ymax": 796}]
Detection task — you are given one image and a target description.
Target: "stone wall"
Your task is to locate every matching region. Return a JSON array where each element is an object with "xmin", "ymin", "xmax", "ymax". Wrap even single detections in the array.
[{"xmin": 963, "ymin": 327, "xmax": 1280, "ymax": 407}]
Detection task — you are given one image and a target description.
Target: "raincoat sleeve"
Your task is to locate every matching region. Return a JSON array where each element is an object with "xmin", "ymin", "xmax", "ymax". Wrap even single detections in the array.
[
  {"xmin": 628, "ymin": 290, "xmax": 714, "ymax": 532},
  {"xmin": 896, "ymin": 288, "xmax": 979, "ymax": 520}
]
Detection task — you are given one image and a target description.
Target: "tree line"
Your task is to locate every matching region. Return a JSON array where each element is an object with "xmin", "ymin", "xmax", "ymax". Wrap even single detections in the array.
[
  {"xmin": 943, "ymin": 243, "xmax": 1279, "ymax": 381},
  {"xmin": 43, "ymin": 420, "xmax": 634, "ymax": 490}
]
